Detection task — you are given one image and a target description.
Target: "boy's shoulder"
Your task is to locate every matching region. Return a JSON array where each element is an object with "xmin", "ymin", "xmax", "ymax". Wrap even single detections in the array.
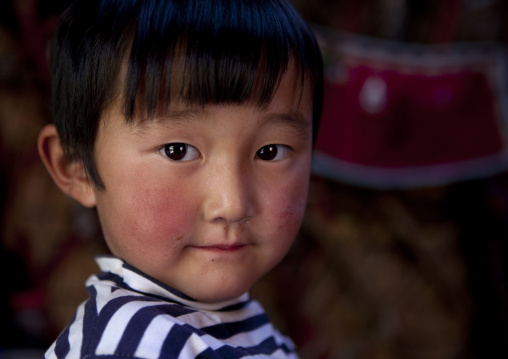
[
  {"xmin": 46, "ymin": 282, "xmax": 201, "ymax": 359},
  {"xmin": 46, "ymin": 259, "xmax": 298, "ymax": 359}
]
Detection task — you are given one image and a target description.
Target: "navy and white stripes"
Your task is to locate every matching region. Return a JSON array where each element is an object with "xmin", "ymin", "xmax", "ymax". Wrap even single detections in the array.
[{"xmin": 45, "ymin": 256, "xmax": 298, "ymax": 359}]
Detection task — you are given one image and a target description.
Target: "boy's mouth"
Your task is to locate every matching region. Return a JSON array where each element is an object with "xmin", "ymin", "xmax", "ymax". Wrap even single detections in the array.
[{"xmin": 190, "ymin": 244, "xmax": 248, "ymax": 252}]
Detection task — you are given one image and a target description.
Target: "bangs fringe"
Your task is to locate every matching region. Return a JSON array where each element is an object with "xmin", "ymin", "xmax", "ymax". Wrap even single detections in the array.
[{"xmin": 121, "ymin": 0, "xmax": 319, "ymax": 120}]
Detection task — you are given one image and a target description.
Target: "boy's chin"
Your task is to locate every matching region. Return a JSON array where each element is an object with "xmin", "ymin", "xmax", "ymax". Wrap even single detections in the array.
[
  {"xmin": 172, "ymin": 271, "xmax": 263, "ymax": 304},
  {"xmin": 186, "ymin": 281, "xmax": 255, "ymax": 304}
]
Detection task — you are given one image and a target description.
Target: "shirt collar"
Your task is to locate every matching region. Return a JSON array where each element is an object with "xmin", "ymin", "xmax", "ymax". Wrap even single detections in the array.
[{"xmin": 95, "ymin": 255, "xmax": 251, "ymax": 312}]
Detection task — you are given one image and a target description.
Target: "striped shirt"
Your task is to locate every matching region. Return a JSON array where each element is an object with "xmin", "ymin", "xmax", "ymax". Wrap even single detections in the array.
[{"xmin": 45, "ymin": 256, "xmax": 299, "ymax": 359}]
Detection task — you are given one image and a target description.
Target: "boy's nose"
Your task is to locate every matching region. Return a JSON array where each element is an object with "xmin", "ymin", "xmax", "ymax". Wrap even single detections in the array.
[{"xmin": 202, "ymin": 162, "xmax": 255, "ymax": 225}]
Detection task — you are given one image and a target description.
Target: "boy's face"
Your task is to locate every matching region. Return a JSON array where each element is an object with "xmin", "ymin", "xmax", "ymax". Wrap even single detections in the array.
[{"xmin": 91, "ymin": 69, "xmax": 313, "ymax": 303}]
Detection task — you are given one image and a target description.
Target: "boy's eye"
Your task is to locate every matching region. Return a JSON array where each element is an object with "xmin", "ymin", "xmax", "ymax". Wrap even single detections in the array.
[
  {"xmin": 160, "ymin": 143, "xmax": 200, "ymax": 161},
  {"xmin": 256, "ymin": 144, "xmax": 289, "ymax": 161}
]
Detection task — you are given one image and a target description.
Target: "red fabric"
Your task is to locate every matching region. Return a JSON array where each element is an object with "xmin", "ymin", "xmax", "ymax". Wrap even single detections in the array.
[{"xmin": 316, "ymin": 64, "xmax": 504, "ymax": 168}]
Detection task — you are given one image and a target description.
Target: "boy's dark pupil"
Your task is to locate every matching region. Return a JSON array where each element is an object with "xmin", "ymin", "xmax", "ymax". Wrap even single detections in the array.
[
  {"xmin": 166, "ymin": 143, "xmax": 186, "ymax": 160},
  {"xmin": 257, "ymin": 145, "xmax": 277, "ymax": 161}
]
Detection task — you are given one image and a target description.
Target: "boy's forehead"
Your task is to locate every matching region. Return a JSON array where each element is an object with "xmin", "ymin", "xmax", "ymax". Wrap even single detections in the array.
[{"xmin": 127, "ymin": 105, "xmax": 311, "ymax": 141}]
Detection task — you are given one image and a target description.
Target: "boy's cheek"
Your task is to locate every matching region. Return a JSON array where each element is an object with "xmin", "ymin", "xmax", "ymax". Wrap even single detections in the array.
[
  {"xmin": 137, "ymin": 187, "xmax": 196, "ymax": 241},
  {"xmin": 98, "ymin": 162, "xmax": 309, "ymax": 250},
  {"xmin": 103, "ymin": 177, "xmax": 198, "ymax": 248},
  {"xmin": 266, "ymin": 179, "xmax": 309, "ymax": 236},
  {"xmin": 279, "ymin": 194, "xmax": 308, "ymax": 233}
]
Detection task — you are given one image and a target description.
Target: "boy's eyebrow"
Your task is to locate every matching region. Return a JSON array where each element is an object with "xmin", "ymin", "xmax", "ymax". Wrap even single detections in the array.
[
  {"xmin": 262, "ymin": 110, "xmax": 312, "ymax": 138},
  {"xmin": 134, "ymin": 108, "xmax": 208, "ymax": 127},
  {"xmin": 134, "ymin": 107, "xmax": 311, "ymax": 137}
]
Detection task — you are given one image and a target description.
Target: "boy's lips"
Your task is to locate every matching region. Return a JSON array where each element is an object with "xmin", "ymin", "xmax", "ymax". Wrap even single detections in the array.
[{"xmin": 190, "ymin": 243, "xmax": 249, "ymax": 252}]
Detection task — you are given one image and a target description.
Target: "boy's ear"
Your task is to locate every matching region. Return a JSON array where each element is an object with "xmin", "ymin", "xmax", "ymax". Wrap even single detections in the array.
[{"xmin": 38, "ymin": 124, "xmax": 97, "ymax": 208}]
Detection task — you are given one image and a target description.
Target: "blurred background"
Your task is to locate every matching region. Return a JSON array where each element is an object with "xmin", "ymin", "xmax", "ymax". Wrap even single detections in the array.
[{"xmin": 1, "ymin": 0, "xmax": 508, "ymax": 358}]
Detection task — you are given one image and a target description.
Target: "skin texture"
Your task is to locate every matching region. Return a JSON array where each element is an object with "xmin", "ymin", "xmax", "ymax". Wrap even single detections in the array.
[{"xmin": 41, "ymin": 68, "xmax": 314, "ymax": 304}]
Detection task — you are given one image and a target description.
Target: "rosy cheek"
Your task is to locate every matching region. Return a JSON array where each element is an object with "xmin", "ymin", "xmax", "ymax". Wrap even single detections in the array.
[
  {"xmin": 122, "ymin": 179, "xmax": 196, "ymax": 246},
  {"xmin": 279, "ymin": 196, "xmax": 306, "ymax": 229},
  {"xmin": 271, "ymin": 182, "xmax": 309, "ymax": 235}
]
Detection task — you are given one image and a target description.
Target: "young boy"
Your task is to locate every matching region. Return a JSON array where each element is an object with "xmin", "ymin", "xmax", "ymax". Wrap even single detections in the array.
[{"xmin": 38, "ymin": 0, "xmax": 322, "ymax": 358}]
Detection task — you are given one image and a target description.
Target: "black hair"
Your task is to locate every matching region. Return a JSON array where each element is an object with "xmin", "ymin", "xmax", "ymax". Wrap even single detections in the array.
[{"xmin": 50, "ymin": 0, "xmax": 323, "ymax": 189}]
